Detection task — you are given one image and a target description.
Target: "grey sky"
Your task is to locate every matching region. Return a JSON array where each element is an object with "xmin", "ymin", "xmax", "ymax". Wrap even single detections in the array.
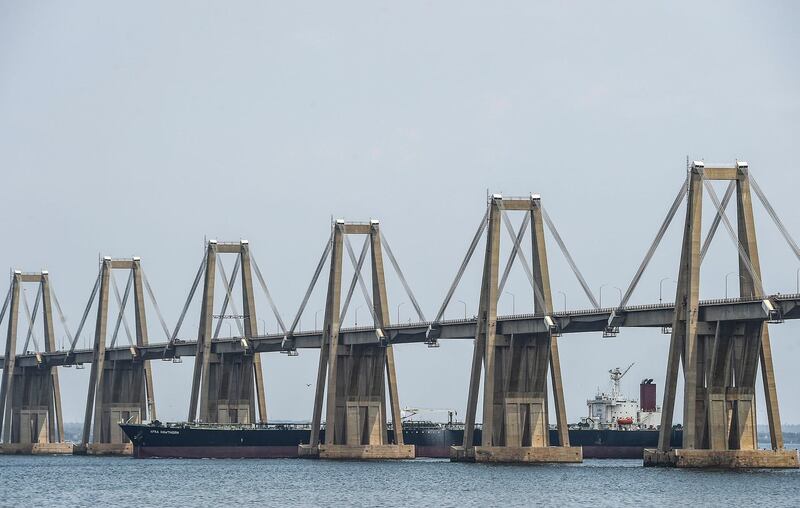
[{"xmin": 1, "ymin": 1, "xmax": 798, "ymax": 426}]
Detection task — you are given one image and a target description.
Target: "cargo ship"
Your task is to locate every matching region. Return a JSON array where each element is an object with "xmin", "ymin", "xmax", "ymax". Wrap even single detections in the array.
[{"xmin": 121, "ymin": 366, "xmax": 681, "ymax": 459}]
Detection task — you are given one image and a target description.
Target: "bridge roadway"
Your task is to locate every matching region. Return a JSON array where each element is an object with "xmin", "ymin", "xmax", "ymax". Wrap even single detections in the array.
[{"xmin": 2, "ymin": 294, "xmax": 798, "ymax": 369}]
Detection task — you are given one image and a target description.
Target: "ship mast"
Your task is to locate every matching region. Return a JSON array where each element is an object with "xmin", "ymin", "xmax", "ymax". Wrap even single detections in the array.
[{"xmin": 609, "ymin": 363, "xmax": 634, "ymax": 400}]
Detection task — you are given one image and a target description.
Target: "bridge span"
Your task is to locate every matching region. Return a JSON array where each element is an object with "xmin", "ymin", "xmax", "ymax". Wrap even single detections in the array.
[
  {"xmin": 3, "ymin": 294, "xmax": 799, "ymax": 368},
  {"xmin": 1, "ymin": 161, "xmax": 799, "ymax": 467}
]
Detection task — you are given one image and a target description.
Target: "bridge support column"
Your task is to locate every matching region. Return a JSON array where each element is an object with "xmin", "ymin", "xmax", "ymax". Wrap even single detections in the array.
[
  {"xmin": 299, "ymin": 220, "xmax": 414, "ymax": 460},
  {"xmin": 0, "ymin": 271, "xmax": 71, "ymax": 455},
  {"xmin": 645, "ymin": 161, "xmax": 798, "ymax": 468},
  {"xmin": 188, "ymin": 240, "xmax": 267, "ymax": 425},
  {"xmin": 78, "ymin": 258, "xmax": 157, "ymax": 456},
  {"xmin": 452, "ymin": 195, "xmax": 580, "ymax": 463}
]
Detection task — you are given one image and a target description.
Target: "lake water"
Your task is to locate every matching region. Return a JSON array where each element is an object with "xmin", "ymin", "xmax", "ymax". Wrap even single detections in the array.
[{"xmin": 1, "ymin": 455, "xmax": 799, "ymax": 507}]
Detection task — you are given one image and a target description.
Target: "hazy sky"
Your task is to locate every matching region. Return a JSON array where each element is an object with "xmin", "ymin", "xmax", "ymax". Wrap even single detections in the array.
[{"xmin": 1, "ymin": 1, "xmax": 798, "ymax": 427}]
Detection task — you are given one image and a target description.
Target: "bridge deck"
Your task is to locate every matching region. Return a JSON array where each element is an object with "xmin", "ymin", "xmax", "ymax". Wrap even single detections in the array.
[{"xmin": 2, "ymin": 294, "xmax": 798, "ymax": 369}]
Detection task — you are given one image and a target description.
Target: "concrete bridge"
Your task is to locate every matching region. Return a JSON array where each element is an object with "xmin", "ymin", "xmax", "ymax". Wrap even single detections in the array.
[{"xmin": 1, "ymin": 161, "xmax": 799, "ymax": 467}]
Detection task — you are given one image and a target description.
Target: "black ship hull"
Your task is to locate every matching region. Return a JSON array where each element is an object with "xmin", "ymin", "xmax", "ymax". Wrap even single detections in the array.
[{"xmin": 121, "ymin": 423, "xmax": 683, "ymax": 459}]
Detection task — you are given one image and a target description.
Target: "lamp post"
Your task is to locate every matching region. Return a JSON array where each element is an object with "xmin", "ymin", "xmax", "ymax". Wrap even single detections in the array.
[
  {"xmin": 396, "ymin": 302, "xmax": 405, "ymax": 324},
  {"xmin": 599, "ymin": 284, "xmax": 609, "ymax": 308},
  {"xmin": 457, "ymin": 300, "xmax": 467, "ymax": 319},
  {"xmin": 725, "ymin": 272, "xmax": 745, "ymax": 298},
  {"xmin": 315, "ymin": 309, "xmax": 322, "ymax": 330},
  {"xmin": 613, "ymin": 286, "xmax": 623, "ymax": 307},
  {"xmin": 355, "ymin": 305, "xmax": 364, "ymax": 326},
  {"xmin": 796, "ymin": 267, "xmax": 799, "ymax": 293},
  {"xmin": 226, "ymin": 322, "xmax": 232, "ymax": 337},
  {"xmin": 557, "ymin": 291, "xmax": 567, "ymax": 313},
  {"xmin": 505, "ymin": 291, "xmax": 515, "ymax": 315},
  {"xmin": 259, "ymin": 319, "xmax": 266, "ymax": 335}
]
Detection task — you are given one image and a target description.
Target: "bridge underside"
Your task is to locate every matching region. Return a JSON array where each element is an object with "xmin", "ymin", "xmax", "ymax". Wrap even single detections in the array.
[
  {"xmin": 200, "ymin": 353, "xmax": 258, "ymax": 424},
  {"xmin": 301, "ymin": 343, "xmax": 414, "ymax": 460},
  {"xmin": 79, "ymin": 359, "xmax": 151, "ymax": 456},
  {"xmin": 0, "ymin": 366, "xmax": 71, "ymax": 455},
  {"xmin": 452, "ymin": 333, "xmax": 581, "ymax": 463}
]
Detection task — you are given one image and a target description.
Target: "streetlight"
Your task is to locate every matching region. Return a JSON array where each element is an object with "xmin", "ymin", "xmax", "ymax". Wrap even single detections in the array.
[
  {"xmin": 226, "ymin": 322, "xmax": 232, "ymax": 337},
  {"xmin": 396, "ymin": 302, "xmax": 405, "ymax": 324},
  {"xmin": 355, "ymin": 305, "xmax": 364, "ymax": 326},
  {"xmin": 613, "ymin": 286, "xmax": 623, "ymax": 307},
  {"xmin": 599, "ymin": 284, "xmax": 609, "ymax": 308},
  {"xmin": 259, "ymin": 319, "xmax": 266, "ymax": 335},
  {"xmin": 456, "ymin": 300, "xmax": 467, "ymax": 319},
  {"xmin": 796, "ymin": 267, "xmax": 799, "ymax": 294},
  {"xmin": 725, "ymin": 272, "xmax": 745, "ymax": 298},
  {"xmin": 505, "ymin": 291, "xmax": 515, "ymax": 315},
  {"xmin": 556, "ymin": 291, "xmax": 567, "ymax": 313},
  {"xmin": 315, "ymin": 309, "xmax": 322, "ymax": 330},
  {"xmin": 659, "ymin": 277, "xmax": 676, "ymax": 303}
]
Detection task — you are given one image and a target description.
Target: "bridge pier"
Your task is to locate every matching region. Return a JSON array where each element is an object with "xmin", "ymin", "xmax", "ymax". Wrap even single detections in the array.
[
  {"xmin": 644, "ymin": 162, "xmax": 798, "ymax": 468},
  {"xmin": 77, "ymin": 258, "xmax": 156, "ymax": 456},
  {"xmin": 452, "ymin": 195, "xmax": 581, "ymax": 463},
  {"xmin": 0, "ymin": 271, "xmax": 71, "ymax": 455},
  {"xmin": 300, "ymin": 220, "xmax": 414, "ymax": 460},
  {"xmin": 188, "ymin": 240, "xmax": 267, "ymax": 425}
]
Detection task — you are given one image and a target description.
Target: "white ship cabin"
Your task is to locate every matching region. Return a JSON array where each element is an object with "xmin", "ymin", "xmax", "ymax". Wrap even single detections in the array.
[{"xmin": 582, "ymin": 365, "xmax": 662, "ymax": 430}]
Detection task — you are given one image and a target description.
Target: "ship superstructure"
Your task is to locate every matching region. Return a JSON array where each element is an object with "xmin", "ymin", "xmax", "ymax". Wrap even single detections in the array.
[{"xmin": 581, "ymin": 364, "xmax": 662, "ymax": 430}]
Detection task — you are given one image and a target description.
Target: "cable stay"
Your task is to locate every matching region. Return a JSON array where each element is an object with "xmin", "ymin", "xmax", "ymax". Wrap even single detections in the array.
[
  {"xmin": 68, "ymin": 271, "xmax": 102, "ymax": 355},
  {"xmin": 285, "ymin": 232, "xmax": 333, "ymax": 347},
  {"xmin": 48, "ymin": 280, "xmax": 74, "ymax": 347},
  {"xmin": 339, "ymin": 235, "xmax": 372, "ymax": 325},
  {"xmin": 614, "ymin": 175, "xmax": 688, "ymax": 314},
  {"xmin": 542, "ymin": 206, "xmax": 600, "ymax": 309},
  {"xmin": 0, "ymin": 285, "xmax": 11, "ymax": 352},
  {"xmin": 0, "ymin": 285, "xmax": 10, "ymax": 322},
  {"xmin": 216, "ymin": 256, "xmax": 245, "ymax": 337},
  {"xmin": 432, "ymin": 207, "xmax": 489, "ymax": 324},
  {"xmin": 140, "ymin": 268, "xmax": 172, "ymax": 340},
  {"xmin": 699, "ymin": 180, "xmax": 736, "ymax": 262},
  {"xmin": 166, "ymin": 255, "xmax": 207, "ymax": 353},
  {"xmin": 498, "ymin": 207, "xmax": 546, "ymax": 314},
  {"xmin": 342, "ymin": 235, "xmax": 378, "ymax": 326},
  {"xmin": 380, "ymin": 232, "xmax": 426, "ymax": 322},
  {"xmin": 750, "ymin": 175, "xmax": 800, "ymax": 263},
  {"xmin": 704, "ymin": 181, "xmax": 765, "ymax": 296},
  {"xmin": 109, "ymin": 270, "xmax": 134, "ymax": 348},
  {"xmin": 497, "ymin": 210, "xmax": 530, "ymax": 297},
  {"xmin": 212, "ymin": 256, "xmax": 241, "ymax": 339},
  {"xmin": 21, "ymin": 285, "xmax": 42, "ymax": 354},
  {"xmin": 250, "ymin": 250, "xmax": 287, "ymax": 334}
]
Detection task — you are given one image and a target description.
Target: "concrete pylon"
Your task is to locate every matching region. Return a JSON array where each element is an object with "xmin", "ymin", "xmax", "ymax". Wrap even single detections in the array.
[
  {"xmin": 77, "ymin": 257, "xmax": 157, "ymax": 455},
  {"xmin": 644, "ymin": 162, "xmax": 798, "ymax": 468},
  {"xmin": 451, "ymin": 194, "xmax": 581, "ymax": 463},
  {"xmin": 0, "ymin": 271, "xmax": 71, "ymax": 455},
  {"xmin": 188, "ymin": 240, "xmax": 267, "ymax": 425},
  {"xmin": 299, "ymin": 220, "xmax": 414, "ymax": 459}
]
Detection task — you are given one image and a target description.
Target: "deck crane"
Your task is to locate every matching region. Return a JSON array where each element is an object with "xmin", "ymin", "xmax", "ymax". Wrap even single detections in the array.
[{"xmin": 609, "ymin": 362, "xmax": 634, "ymax": 399}]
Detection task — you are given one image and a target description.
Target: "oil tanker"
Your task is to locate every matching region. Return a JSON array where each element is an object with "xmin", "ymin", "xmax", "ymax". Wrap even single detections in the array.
[
  {"xmin": 121, "ymin": 367, "xmax": 682, "ymax": 459},
  {"xmin": 121, "ymin": 421, "xmax": 682, "ymax": 459}
]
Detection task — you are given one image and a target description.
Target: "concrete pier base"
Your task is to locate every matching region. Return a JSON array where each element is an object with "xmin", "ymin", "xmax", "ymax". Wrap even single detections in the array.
[
  {"xmin": 450, "ymin": 445, "xmax": 583, "ymax": 463},
  {"xmin": 643, "ymin": 448, "xmax": 799, "ymax": 468},
  {"xmin": 74, "ymin": 443, "xmax": 133, "ymax": 456},
  {"xmin": 0, "ymin": 443, "xmax": 73, "ymax": 455},
  {"xmin": 299, "ymin": 444, "xmax": 415, "ymax": 460}
]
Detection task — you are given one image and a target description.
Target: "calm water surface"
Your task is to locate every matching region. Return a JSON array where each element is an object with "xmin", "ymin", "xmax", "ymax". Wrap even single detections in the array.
[{"xmin": 1, "ymin": 455, "xmax": 798, "ymax": 507}]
